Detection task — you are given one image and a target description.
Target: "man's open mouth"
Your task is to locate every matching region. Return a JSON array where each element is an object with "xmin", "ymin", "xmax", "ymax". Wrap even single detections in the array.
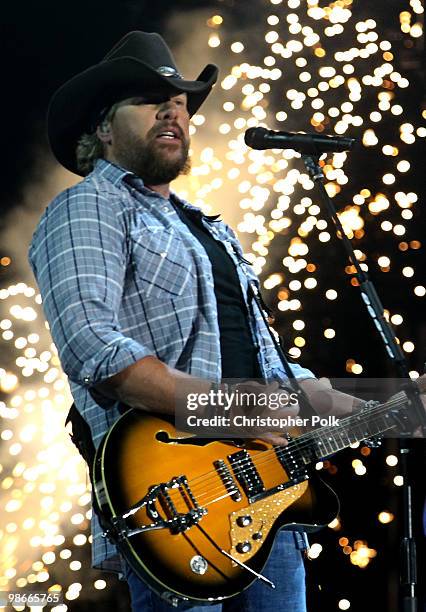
[{"xmin": 156, "ymin": 129, "xmax": 181, "ymax": 141}]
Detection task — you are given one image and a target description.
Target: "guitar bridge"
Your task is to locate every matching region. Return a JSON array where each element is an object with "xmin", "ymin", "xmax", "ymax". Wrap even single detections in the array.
[
  {"xmin": 103, "ymin": 476, "xmax": 207, "ymax": 542},
  {"xmin": 154, "ymin": 477, "xmax": 208, "ymax": 534}
]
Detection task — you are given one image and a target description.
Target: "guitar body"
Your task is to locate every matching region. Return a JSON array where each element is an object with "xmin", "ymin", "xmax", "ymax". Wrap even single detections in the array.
[{"xmin": 93, "ymin": 410, "xmax": 339, "ymax": 605}]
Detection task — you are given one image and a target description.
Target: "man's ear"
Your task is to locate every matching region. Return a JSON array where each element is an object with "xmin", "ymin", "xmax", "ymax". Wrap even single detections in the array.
[{"xmin": 96, "ymin": 121, "xmax": 112, "ymax": 143}]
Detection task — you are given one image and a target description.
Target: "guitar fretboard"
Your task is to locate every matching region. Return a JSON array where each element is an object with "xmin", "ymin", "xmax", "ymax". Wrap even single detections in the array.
[{"xmin": 288, "ymin": 391, "xmax": 408, "ymax": 465}]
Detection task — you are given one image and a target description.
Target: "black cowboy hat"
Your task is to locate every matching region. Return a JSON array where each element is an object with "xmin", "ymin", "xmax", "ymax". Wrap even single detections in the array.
[{"xmin": 47, "ymin": 31, "xmax": 219, "ymax": 175}]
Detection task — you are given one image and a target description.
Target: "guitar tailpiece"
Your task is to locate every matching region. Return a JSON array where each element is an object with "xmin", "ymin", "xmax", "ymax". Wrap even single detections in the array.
[{"xmin": 102, "ymin": 477, "xmax": 208, "ymax": 543}]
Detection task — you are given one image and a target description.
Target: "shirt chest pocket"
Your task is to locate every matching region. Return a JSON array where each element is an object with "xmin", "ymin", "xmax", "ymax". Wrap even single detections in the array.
[{"xmin": 130, "ymin": 227, "xmax": 193, "ymax": 299}]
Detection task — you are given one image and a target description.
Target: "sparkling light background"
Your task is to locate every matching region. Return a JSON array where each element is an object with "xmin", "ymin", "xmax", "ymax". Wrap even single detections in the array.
[{"xmin": 0, "ymin": 0, "xmax": 424, "ymax": 610}]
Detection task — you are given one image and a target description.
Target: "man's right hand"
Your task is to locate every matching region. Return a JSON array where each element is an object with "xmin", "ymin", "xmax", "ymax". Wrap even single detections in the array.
[{"xmin": 223, "ymin": 380, "xmax": 300, "ymax": 446}]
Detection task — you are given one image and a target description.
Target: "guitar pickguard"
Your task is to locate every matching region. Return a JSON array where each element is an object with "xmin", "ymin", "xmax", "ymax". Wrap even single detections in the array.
[{"xmin": 229, "ymin": 481, "xmax": 309, "ymax": 563}]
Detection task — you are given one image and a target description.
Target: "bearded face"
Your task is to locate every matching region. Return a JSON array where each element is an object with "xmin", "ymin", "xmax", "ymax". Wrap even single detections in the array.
[
  {"xmin": 111, "ymin": 113, "xmax": 191, "ymax": 184},
  {"xmin": 102, "ymin": 93, "xmax": 191, "ymax": 186}
]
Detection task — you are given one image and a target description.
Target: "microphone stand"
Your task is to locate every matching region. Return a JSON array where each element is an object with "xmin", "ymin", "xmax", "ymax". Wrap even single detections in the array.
[{"xmin": 300, "ymin": 152, "xmax": 426, "ymax": 612}]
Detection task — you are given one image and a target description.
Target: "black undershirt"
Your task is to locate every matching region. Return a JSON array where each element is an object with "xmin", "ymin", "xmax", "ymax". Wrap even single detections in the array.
[{"xmin": 172, "ymin": 202, "xmax": 260, "ymax": 379}]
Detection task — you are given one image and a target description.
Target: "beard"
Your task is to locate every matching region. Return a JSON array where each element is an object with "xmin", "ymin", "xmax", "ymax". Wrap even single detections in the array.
[{"xmin": 111, "ymin": 124, "xmax": 191, "ymax": 185}]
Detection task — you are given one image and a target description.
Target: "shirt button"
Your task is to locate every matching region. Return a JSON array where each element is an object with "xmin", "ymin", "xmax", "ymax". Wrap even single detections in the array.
[
  {"xmin": 160, "ymin": 252, "xmax": 167, "ymax": 258},
  {"xmin": 162, "ymin": 205, "xmax": 168, "ymax": 212},
  {"xmin": 83, "ymin": 376, "xmax": 91, "ymax": 384}
]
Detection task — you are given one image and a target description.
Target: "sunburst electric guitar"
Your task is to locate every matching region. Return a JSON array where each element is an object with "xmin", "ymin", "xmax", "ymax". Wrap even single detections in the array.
[{"xmin": 93, "ymin": 391, "xmax": 417, "ymax": 606}]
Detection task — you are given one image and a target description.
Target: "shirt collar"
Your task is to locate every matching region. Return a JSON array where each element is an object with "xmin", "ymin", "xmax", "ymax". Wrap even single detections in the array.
[
  {"xmin": 93, "ymin": 159, "xmax": 168, "ymax": 201},
  {"xmin": 93, "ymin": 158, "xmax": 133, "ymax": 186},
  {"xmin": 171, "ymin": 193, "xmax": 222, "ymax": 223},
  {"xmin": 92, "ymin": 160, "xmax": 221, "ymax": 221}
]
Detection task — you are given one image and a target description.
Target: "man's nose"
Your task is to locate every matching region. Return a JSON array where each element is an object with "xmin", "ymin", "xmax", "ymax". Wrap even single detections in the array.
[{"xmin": 157, "ymin": 101, "xmax": 180, "ymax": 120}]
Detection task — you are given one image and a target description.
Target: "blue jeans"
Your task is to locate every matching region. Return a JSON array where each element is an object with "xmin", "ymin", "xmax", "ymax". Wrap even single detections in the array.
[{"xmin": 122, "ymin": 531, "xmax": 307, "ymax": 611}]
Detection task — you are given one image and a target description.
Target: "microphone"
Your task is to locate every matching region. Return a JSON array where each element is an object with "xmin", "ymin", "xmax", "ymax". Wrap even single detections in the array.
[{"xmin": 244, "ymin": 126, "xmax": 355, "ymax": 154}]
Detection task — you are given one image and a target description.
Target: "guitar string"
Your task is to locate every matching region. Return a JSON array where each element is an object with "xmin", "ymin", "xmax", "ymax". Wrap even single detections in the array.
[
  {"xmin": 190, "ymin": 418, "xmax": 396, "ymax": 506},
  {"xmin": 162, "ymin": 422, "xmax": 398, "ymax": 513},
  {"xmin": 184, "ymin": 392, "xmax": 405, "ymax": 490},
  {"xmin": 149, "ymin": 397, "xmax": 405, "ymax": 510},
  {"xmin": 158, "ymin": 398, "xmax": 404, "ymax": 510},
  {"xmin": 166, "ymin": 404, "xmax": 400, "ymax": 508},
  {"xmin": 188, "ymin": 396, "xmax": 402, "ymax": 492},
  {"xmin": 157, "ymin": 432, "xmax": 394, "ymax": 514},
  {"xmin": 154, "ymin": 421, "xmax": 397, "ymax": 514}
]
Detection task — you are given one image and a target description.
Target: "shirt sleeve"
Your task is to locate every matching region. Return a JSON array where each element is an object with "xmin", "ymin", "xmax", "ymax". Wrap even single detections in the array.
[{"xmin": 28, "ymin": 182, "xmax": 153, "ymax": 387}]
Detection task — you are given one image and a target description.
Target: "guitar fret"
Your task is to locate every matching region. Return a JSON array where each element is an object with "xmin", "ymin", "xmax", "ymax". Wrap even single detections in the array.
[
  {"xmin": 338, "ymin": 429, "xmax": 350, "ymax": 450},
  {"xmin": 298, "ymin": 445, "xmax": 316, "ymax": 465},
  {"xmin": 316, "ymin": 427, "xmax": 346, "ymax": 457},
  {"xmin": 306, "ymin": 394, "xmax": 407, "ymax": 462}
]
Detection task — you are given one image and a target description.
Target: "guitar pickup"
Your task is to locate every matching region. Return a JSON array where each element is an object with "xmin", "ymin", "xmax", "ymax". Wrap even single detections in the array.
[
  {"xmin": 214, "ymin": 459, "xmax": 242, "ymax": 501},
  {"xmin": 228, "ymin": 450, "xmax": 265, "ymax": 500}
]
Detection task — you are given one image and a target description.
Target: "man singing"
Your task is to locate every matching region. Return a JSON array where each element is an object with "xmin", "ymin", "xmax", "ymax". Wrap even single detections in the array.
[{"xmin": 29, "ymin": 31, "xmax": 366, "ymax": 611}]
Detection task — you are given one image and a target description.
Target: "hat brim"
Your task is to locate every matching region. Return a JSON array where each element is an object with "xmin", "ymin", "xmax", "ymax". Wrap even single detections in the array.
[{"xmin": 48, "ymin": 57, "xmax": 218, "ymax": 175}]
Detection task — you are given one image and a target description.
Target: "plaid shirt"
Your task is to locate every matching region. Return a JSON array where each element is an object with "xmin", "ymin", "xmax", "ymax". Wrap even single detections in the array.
[{"xmin": 29, "ymin": 159, "xmax": 315, "ymax": 572}]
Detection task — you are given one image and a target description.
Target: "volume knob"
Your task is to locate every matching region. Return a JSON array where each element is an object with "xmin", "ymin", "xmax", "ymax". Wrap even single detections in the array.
[
  {"xmin": 236, "ymin": 515, "xmax": 252, "ymax": 527},
  {"xmin": 236, "ymin": 541, "xmax": 252, "ymax": 554}
]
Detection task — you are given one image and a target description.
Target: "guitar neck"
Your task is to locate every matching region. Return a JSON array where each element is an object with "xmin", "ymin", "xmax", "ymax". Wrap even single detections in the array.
[{"xmin": 290, "ymin": 391, "xmax": 408, "ymax": 464}]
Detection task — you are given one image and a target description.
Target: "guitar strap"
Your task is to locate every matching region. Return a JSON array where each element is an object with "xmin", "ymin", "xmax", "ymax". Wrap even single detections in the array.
[
  {"xmin": 65, "ymin": 404, "xmax": 112, "ymax": 532},
  {"xmin": 228, "ymin": 242, "xmax": 316, "ymax": 418},
  {"xmin": 246, "ymin": 277, "xmax": 317, "ymax": 419}
]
